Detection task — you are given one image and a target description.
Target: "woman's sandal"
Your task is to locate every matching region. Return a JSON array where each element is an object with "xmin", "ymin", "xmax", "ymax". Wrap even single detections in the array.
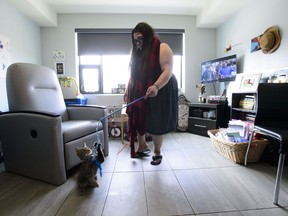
[
  {"xmin": 134, "ymin": 149, "xmax": 151, "ymax": 158},
  {"xmin": 150, "ymin": 155, "xmax": 163, "ymax": 165}
]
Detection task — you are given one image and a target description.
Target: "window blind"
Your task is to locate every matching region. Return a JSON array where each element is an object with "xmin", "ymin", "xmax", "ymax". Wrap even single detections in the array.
[{"xmin": 76, "ymin": 28, "xmax": 184, "ymax": 56}]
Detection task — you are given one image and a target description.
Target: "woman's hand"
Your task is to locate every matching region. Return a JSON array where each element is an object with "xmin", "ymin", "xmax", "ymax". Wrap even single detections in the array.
[{"xmin": 145, "ymin": 84, "xmax": 159, "ymax": 98}]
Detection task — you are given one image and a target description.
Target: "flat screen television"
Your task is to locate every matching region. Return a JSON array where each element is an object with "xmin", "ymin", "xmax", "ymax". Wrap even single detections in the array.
[{"xmin": 201, "ymin": 54, "xmax": 237, "ymax": 83}]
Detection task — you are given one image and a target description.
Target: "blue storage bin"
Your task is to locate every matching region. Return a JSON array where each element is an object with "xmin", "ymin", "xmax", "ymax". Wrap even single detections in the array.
[{"xmin": 64, "ymin": 97, "xmax": 87, "ymax": 106}]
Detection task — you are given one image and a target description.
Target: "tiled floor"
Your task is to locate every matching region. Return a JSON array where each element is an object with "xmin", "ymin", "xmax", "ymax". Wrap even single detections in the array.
[{"xmin": 1, "ymin": 132, "xmax": 288, "ymax": 216}]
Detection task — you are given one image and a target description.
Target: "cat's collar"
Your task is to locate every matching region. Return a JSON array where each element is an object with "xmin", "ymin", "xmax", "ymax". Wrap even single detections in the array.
[{"xmin": 83, "ymin": 153, "xmax": 97, "ymax": 163}]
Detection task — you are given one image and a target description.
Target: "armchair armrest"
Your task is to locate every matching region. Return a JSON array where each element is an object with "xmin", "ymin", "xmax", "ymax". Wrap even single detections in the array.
[
  {"xmin": 0, "ymin": 111, "xmax": 66, "ymax": 185},
  {"xmin": 66, "ymin": 105, "xmax": 107, "ymax": 120},
  {"xmin": 66, "ymin": 105, "xmax": 109, "ymax": 156}
]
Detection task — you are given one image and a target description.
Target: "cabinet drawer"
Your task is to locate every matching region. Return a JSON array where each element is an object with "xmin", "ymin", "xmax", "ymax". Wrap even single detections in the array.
[{"xmin": 188, "ymin": 118, "xmax": 217, "ymax": 136}]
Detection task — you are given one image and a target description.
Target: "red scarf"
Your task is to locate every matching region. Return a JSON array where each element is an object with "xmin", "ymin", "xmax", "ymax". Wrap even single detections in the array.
[{"xmin": 127, "ymin": 37, "xmax": 160, "ymax": 157}]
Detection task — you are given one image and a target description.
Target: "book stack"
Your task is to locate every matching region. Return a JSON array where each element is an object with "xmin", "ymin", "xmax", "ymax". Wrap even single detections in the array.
[
  {"xmin": 227, "ymin": 120, "xmax": 246, "ymax": 138},
  {"xmin": 245, "ymin": 114, "xmax": 255, "ymax": 123},
  {"xmin": 226, "ymin": 119, "xmax": 255, "ymax": 141},
  {"xmin": 239, "ymin": 95, "xmax": 255, "ymax": 110}
]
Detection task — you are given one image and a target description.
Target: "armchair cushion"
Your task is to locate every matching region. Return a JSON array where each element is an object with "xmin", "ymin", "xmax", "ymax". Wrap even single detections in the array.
[{"xmin": 62, "ymin": 120, "xmax": 102, "ymax": 143}]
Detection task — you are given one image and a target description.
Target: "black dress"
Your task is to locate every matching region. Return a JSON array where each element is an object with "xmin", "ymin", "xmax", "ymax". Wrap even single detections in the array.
[{"xmin": 145, "ymin": 74, "xmax": 178, "ymax": 135}]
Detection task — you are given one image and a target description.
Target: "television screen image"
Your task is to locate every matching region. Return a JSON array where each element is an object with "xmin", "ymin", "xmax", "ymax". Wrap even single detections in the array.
[{"xmin": 201, "ymin": 54, "xmax": 237, "ymax": 83}]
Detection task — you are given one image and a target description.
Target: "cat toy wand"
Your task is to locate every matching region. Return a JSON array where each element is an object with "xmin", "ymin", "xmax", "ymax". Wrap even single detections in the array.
[{"xmin": 95, "ymin": 95, "xmax": 146, "ymax": 157}]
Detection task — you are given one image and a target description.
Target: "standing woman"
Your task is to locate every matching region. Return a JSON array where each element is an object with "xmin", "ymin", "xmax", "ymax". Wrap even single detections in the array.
[{"xmin": 124, "ymin": 22, "xmax": 178, "ymax": 165}]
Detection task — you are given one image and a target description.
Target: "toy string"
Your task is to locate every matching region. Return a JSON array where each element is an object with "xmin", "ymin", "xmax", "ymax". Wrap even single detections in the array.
[{"xmin": 95, "ymin": 95, "xmax": 145, "ymax": 143}]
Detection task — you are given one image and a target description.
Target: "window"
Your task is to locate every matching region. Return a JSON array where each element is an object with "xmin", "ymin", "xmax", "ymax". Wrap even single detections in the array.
[
  {"xmin": 80, "ymin": 66, "xmax": 101, "ymax": 93},
  {"xmin": 102, "ymin": 55, "xmax": 131, "ymax": 93},
  {"xmin": 76, "ymin": 29, "xmax": 184, "ymax": 94},
  {"xmin": 79, "ymin": 55, "xmax": 182, "ymax": 94}
]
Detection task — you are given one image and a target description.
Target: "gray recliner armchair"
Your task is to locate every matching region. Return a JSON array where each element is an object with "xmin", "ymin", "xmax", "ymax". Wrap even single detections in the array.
[{"xmin": 0, "ymin": 63, "xmax": 109, "ymax": 185}]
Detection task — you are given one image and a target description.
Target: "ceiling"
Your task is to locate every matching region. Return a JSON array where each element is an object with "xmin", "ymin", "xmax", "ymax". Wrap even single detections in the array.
[{"xmin": 8, "ymin": 0, "xmax": 249, "ymax": 28}]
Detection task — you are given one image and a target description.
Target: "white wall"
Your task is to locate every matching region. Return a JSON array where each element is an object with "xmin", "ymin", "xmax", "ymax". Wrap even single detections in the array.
[
  {"xmin": 216, "ymin": 0, "xmax": 288, "ymax": 102},
  {"xmin": 0, "ymin": 1, "xmax": 41, "ymax": 111},
  {"xmin": 40, "ymin": 14, "xmax": 216, "ymax": 104},
  {"xmin": 4, "ymin": 0, "xmax": 288, "ymax": 109}
]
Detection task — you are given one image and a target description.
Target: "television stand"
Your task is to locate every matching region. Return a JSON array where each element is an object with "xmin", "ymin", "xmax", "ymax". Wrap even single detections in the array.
[{"xmin": 187, "ymin": 102, "xmax": 230, "ymax": 137}]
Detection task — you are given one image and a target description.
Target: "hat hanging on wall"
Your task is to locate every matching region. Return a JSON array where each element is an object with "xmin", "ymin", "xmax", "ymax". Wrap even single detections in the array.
[{"xmin": 259, "ymin": 26, "xmax": 281, "ymax": 54}]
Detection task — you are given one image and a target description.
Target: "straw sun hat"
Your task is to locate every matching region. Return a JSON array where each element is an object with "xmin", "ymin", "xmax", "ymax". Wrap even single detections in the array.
[{"xmin": 259, "ymin": 26, "xmax": 281, "ymax": 54}]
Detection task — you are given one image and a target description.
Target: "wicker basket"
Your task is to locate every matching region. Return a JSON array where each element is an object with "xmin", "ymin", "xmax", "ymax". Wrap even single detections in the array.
[{"xmin": 207, "ymin": 129, "xmax": 269, "ymax": 164}]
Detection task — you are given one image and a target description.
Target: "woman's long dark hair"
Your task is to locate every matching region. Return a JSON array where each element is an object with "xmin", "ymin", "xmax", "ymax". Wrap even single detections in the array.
[{"xmin": 130, "ymin": 22, "xmax": 156, "ymax": 84}]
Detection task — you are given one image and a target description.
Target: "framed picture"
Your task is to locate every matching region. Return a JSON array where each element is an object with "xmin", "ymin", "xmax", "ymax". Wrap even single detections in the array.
[
  {"xmin": 112, "ymin": 88, "xmax": 118, "ymax": 94},
  {"xmin": 52, "ymin": 50, "xmax": 65, "ymax": 61},
  {"xmin": 239, "ymin": 73, "xmax": 262, "ymax": 92},
  {"xmin": 118, "ymin": 83, "xmax": 126, "ymax": 88},
  {"xmin": 111, "ymin": 88, "xmax": 126, "ymax": 94},
  {"xmin": 250, "ymin": 34, "xmax": 262, "ymax": 53},
  {"xmin": 55, "ymin": 62, "xmax": 65, "ymax": 75},
  {"xmin": 117, "ymin": 88, "xmax": 125, "ymax": 94}
]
